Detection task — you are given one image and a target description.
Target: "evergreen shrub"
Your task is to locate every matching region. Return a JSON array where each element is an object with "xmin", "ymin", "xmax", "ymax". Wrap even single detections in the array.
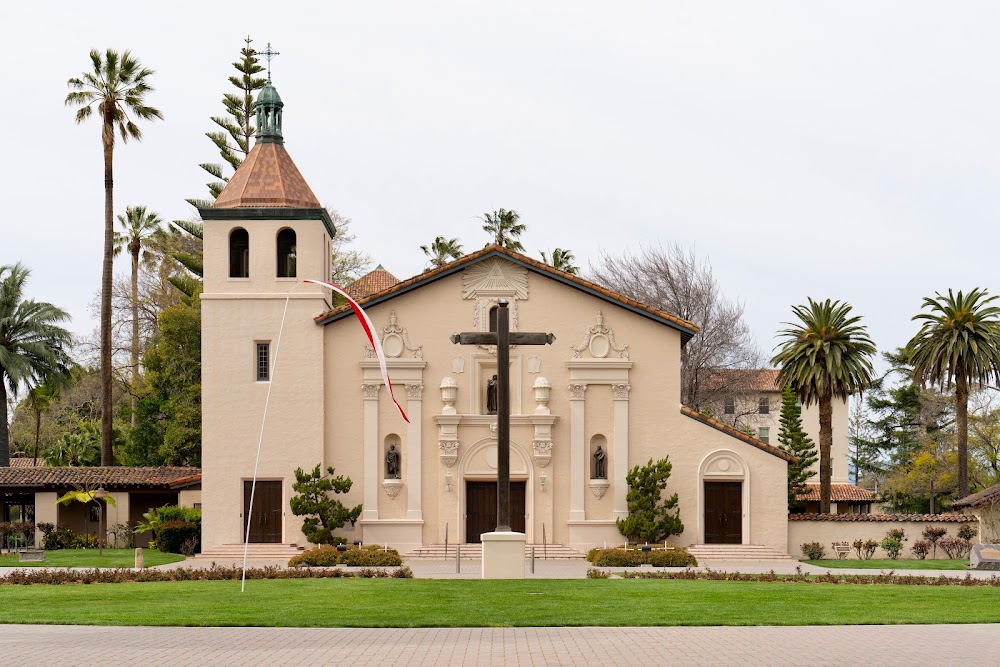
[
  {"xmin": 157, "ymin": 520, "xmax": 200, "ymax": 554},
  {"xmin": 591, "ymin": 548, "xmax": 642, "ymax": 567},
  {"xmin": 341, "ymin": 545, "xmax": 402, "ymax": 567},
  {"xmin": 289, "ymin": 545, "xmax": 342, "ymax": 567},
  {"xmin": 645, "ymin": 548, "xmax": 698, "ymax": 567},
  {"xmin": 800, "ymin": 542, "xmax": 826, "ymax": 560}
]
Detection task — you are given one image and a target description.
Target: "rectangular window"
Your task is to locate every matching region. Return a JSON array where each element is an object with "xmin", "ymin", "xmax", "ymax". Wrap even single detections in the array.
[
  {"xmin": 758, "ymin": 427, "xmax": 770, "ymax": 444},
  {"xmin": 256, "ymin": 342, "xmax": 270, "ymax": 382},
  {"xmin": 724, "ymin": 397, "xmax": 735, "ymax": 415},
  {"xmin": 758, "ymin": 397, "xmax": 770, "ymax": 414}
]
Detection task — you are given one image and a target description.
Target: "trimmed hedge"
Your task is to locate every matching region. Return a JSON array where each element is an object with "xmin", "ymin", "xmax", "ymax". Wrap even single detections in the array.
[
  {"xmin": 157, "ymin": 520, "xmax": 200, "ymax": 555},
  {"xmin": 0, "ymin": 564, "xmax": 413, "ymax": 585},
  {"xmin": 646, "ymin": 548, "xmax": 698, "ymax": 567},
  {"xmin": 589, "ymin": 547, "xmax": 697, "ymax": 568},
  {"xmin": 289, "ymin": 544, "xmax": 402, "ymax": 568}
]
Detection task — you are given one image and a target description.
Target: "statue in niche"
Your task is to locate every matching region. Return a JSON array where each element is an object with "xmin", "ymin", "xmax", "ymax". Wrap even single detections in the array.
[
  {"xmin": 486, "ymin": 374, "xmax": 498, "ymax": 414},
  {"xmin": 385, "ymin": 444, "xmax": 401, "ymax": 479},
  {"xmin": 593, "ymin": 445, "xmax": 607, "ymax": 479}
]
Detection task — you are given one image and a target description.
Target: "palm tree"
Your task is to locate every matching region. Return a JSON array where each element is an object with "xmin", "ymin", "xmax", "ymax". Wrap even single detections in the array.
[
  {"xmin": 420, "ymin": 236, "xmax": 464, "ymax": 269},
  {"xmin": 481, "ymin": 208, "xmax": 525, "ymax": 252},
  {"xmin": 114, "ymin": 205, "xmax": 163, "ymax": 427},
  {"xmin": 66, "ymin": 49, "xmax": 163, "ymax": 465},
  {"xmin": 540, "ymin": 248, "xmax": 579, "ymax": 274},
  {"xmin": 26, "ymin": 367, "xmax": 74, "ymax": 467},
  {"xmin": 906, "ymin": 289, "xmax": 1000, "ymax": 498},
  {"xmin": 0, "ymin": 263, "xmax": 74, "ymax": 467},
  {"xmin": 771, "ymin": 298, "xmax": 875, "ymax": 513}
]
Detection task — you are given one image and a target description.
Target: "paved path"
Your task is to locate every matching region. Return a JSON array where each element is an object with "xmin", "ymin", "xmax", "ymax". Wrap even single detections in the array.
[{"xmin": 0, "ymin": 623, "xmax": 995, "ymax": 666}]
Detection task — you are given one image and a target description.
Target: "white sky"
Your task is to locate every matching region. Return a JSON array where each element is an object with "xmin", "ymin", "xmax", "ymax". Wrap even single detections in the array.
[{"xmin": 4, "ymin": 1, "xmax": 999, "ymax": 366}]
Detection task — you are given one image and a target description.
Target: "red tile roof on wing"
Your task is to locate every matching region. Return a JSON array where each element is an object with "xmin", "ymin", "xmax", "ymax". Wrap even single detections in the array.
[
  {"xmin": 8, "ymin": 458, "xmax": 44, "ymax": 468},
  {"xmin": 344, "ymin": 265, "xmax": 401, "ymax": 300},
  {"xmin": 316, "ymin": 246, "xmax": 700, "ymax": 340},
  {"xmin": 213, "ymin": 142, "xmax": 322, "ymax": 209},
  {"xmin": 0, "ymin": 467, "xmax": 201, "ymax": 489},
  {"xmin": 795, "ymin": 483, "xmax": 875, "ymax": 503},
  {"xmin": 953, "ymin": 483, "xmax": 1000, "ymax": 509},
  {"xmin": 701, "ymin": 368, "xmax": 782, "ymax": 393},
  {"xmin": 680, "ymin": 406, "xmax": 795, "ymax": 462},
  {"xmin": 788, "ymin": 513, "xmax": 976, "ymax": 522}
]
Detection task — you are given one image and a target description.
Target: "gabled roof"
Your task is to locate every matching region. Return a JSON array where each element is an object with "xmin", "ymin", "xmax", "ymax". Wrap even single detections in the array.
[
  {"xmin": 796, "ymin": 483, "xmax": 875, "ymax": 503},
  {"xmin": 345, "ymin": 265, "xmax": 401, "ymax": 300},
  {"xmin": 680, "ymin": 406, "xmax": 795, "ymax": 462},
  {"xmin": 0, "ymin": 467, "xmax": 201, "ymax": 490},
  {"xmin": 953, "ymin": 483, "xmax": 1000, "ymax": 509},
  {"xmin": 213, "ymin": 142, "xmax": 322, "ymax": 209},
  {"xmin": 315, "ymin": 246, "xmax": 700, "ymax": 341}
]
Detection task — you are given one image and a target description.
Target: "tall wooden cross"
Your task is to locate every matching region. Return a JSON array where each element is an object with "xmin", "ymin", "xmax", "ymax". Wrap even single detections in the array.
[{"xmin": 451, "ymin": 299, "xmax": 554, "ymax": 532}]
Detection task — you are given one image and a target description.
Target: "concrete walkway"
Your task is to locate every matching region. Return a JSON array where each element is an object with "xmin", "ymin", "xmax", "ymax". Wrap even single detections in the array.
[{"xmin": 0, "ymin": 623, "xmax": 995, "ymax": 666}]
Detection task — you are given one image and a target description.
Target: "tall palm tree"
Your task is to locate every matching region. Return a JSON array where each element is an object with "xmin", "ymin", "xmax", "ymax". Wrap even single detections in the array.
[
  {"xmin": 771, "ymin": 298, "xmax": 875, "ymax": 513},
  {"xmin": 0, "ymin": 263, "xmax": 74, "ymax": 467},
  {"xmin": 114, "ymin": 205, "xmax": 163, "ymax": 427},
  {"xmin": 420, "ymin": 236, "xmax": 464, "ymax": 269},
  {"xmin": 66, "ymin": 49, "xmax": 162, "ymax": 465},
  {"xmin": 906, "ymin": 288, "xmax": 1000, "ymax": 498},
  {"xmin": 481, "ymin": 208, "xmax": 525, "ymax": 252},
  {"xmin": 540, "ymin": 248, "xmax": 579, "ymax": 274}
]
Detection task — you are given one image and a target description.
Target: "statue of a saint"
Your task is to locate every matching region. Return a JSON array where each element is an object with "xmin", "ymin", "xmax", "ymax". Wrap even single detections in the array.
[
  {"xmin": 486, "ymin": 374, "xmax": 498, "ymax": 414},
  {"xmin": 385, "ymin": 444, "xmax": 401, "ymax": 479},
  {"xmin": 593, "ymin": 445, "xmax": 607, "ymax": 479}
]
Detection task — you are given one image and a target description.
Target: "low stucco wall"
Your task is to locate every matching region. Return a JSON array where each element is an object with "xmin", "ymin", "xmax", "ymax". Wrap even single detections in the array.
[{"xmin": 788, "ymin": 514, "xmax": 980, "ymax": 560}]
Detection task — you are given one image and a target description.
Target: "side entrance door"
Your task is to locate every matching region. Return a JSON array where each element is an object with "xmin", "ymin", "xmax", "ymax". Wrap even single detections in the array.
[
  {"xmin": 703, "ymin": 481, "xmax": 742, "ymax": 544},
  {"xmin": 466, "ymin": 481, "xmax": 526, "ymax": 543},
  {"xmin": 244, "ymin": 480, "xmax": 282, "ymax": 543}
]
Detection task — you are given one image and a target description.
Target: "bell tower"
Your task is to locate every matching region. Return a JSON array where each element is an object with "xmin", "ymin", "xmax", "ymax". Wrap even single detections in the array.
[{"xmin": 199, "ymin": 76, "xmax": 335, "ymax": 551}]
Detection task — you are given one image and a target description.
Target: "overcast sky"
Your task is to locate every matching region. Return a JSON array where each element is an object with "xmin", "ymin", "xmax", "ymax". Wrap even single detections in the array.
[{"xmin": 5, "ymin": 1, "xmax": 999, "ymax": 368}]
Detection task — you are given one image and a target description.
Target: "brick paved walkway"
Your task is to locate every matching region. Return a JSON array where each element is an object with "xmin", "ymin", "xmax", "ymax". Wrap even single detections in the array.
[{"xmin": 0, "ymin": 623, "xmax": 994, "ymax": 666}]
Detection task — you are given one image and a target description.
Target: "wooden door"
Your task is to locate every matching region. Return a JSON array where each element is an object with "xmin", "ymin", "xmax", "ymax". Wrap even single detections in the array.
[
  {"xmin": 465, "ymin": 481, "xmax": 526, "ymax": 543},
  {"xmin": 244, "ymin": 481, "xmax": 282, "ymax": 543},
  {"xmin": 704, "ymin": 481, "xmax": 742, "ymax": 544}
]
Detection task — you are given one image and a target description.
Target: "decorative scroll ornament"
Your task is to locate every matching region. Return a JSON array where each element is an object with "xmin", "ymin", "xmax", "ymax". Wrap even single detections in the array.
[
  {"xmin": 365, "ymin": 310, "xmax": 422, "ymax": 359},
  {"xmin": 568, "ymin": 383, "xmax": 587, "ymax": 400},
  {"xmin": 362, "ymin": 383, "xmax": 380, "ymax": 399},
  {"xmin": 612, "ymin": 383, "xmax": 631, "ymax": 400},
  {"xmin": 571, "ymin": 311, "xmax": 629, "ymax": 359},
  {"xmin": 439, "ymin": 440, "xmax": 459, "ymax": 467},
  {"xmin": 405, "ymin": 384, "xmax": 424, "ymax": 400},
  {"xmin": 489, "ymin": 421, "xmax": 499, "ymax": 438},
  {"xmin": 533, "ymin": 440, "xmax": 553, "ymax": 468},
  {"xmin": 382, "ymin": 479, "xmax": 403, "ymax": 498},
  {"xmin": 588, "ymin": 479, "xmax": 611, "ymax": 499}
]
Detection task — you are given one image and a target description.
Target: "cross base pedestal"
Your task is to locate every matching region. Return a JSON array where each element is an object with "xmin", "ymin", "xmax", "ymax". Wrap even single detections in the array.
[{"xmin": 480, "ymin": 531, "xmax": 526, "ymax": 579}]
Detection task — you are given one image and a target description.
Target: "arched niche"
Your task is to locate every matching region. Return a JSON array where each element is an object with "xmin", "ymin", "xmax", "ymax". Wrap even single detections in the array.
[
  {"xmin": 384, "ymin": 434, "xmax": 402, "ymax": 480},
  {"xmin": 590, "ymin": 434, "xmax": 608, "ymax": 480},
  {"xmin": 229, "ymin": 227, "xmax": 249, "ymax": 278},
  {"xmin": 276, "ymin": 228, "xmax": 296, "ymax": 278}
]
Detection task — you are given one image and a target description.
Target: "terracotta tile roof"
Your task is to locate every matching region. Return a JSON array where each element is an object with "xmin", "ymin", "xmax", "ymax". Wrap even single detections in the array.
[
  {"xmin": 315, "ymin": 246, "xmax": 700, "ymax": 339},
  {"xmin": 795, "ymin": 483, "xmax": 875, "ymax": 503},
  {"xmin": 0, "ymin": 467, "xmax": 201, "ymax": 489},
  {"xmin": 213, "ymin": 142, "xmax": 322, "ymax": 209},
  {"xmin": 953, "ymin": 483, "xmax": 1000, "ymax": 509},
  {"xmin": 788, "ymin": 513, "xmax": 977, "ymax": 522},
  {"xmin": 680, "ymin": 406, "xmax": 795, "ymax": 462},
  {"xmin": 701, "ymin": 368, "xmax": 782, "ymax": 393},
  {"xmin": 345, "ymin": 265, "xmax": 401, "ymax": 300},
  {"xmin": 8, "ymin": 458, "xmax": 44, "ymax": 468},
  {"xmin": 168, "ymin": 473, "xmax": 202, "ymax": 489}
]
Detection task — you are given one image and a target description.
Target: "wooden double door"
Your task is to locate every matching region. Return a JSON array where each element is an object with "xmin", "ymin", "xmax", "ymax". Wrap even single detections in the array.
[
  {"xmin": 466, "ymin": 481, "xmax": 526, "ymax": 543},
  {"xmin": 244, "ymin": 481, "xmax": 282, "ymax": 543},
  {"xmin": 704, "ymin": 481, "xmax": 742, "ymax": 544}
]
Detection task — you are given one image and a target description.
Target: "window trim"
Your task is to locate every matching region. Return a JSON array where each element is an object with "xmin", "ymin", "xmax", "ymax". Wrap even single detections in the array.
[{"xmin": 256, "ymin": 341, "xmax": 271, "ymax": 382}]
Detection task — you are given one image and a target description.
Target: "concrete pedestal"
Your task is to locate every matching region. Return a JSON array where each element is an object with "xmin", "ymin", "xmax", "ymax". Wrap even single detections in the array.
[{"xmin": 481, "ymin": 531, "xmax": 526, "ymax": 579}]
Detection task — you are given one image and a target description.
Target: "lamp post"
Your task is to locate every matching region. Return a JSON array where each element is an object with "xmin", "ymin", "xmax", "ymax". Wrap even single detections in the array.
[{"xmin": 95, "ymin": 486, "xmax": 107, "ymax": 556}]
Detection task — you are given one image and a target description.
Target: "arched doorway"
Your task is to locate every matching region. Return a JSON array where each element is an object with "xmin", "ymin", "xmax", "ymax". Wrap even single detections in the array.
[
  {"xmin": 698, "ymin": 451, "xmax": 749, "ymax": 545},
  {"xmin": 458, "ymin": 439, "xmax": 533, "ymax": 543}
]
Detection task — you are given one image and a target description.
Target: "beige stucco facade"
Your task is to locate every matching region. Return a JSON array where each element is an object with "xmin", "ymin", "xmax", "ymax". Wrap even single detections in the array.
[{"xmin": 200, "ymin": 204, "xmax": 793, "ymax": 553}]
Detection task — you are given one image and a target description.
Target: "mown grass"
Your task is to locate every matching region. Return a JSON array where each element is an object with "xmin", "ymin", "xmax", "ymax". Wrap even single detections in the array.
[
  {"xmin": 2, "ymin": 578, "xmax": 999, "ymax": 627},
  {"xmin": 805, "ymin": 559, "xmax": 968, "ymax": 571},
  {"xmin": 0, "ymin": 549, "xmax": 185, "ymax": 569}
]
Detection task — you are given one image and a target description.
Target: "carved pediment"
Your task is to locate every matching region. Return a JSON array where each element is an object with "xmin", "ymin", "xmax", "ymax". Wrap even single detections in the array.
[
  {"xmin": 462, "ymin": 257, "xmax": 528, "ymax": 300},
  {"xmin": 571, "ymin": 311, "xmax": 629, "ymax": 359},
  {"xmin": 365, "ymin": 310, "xmax": 422, "ymax": 359}
]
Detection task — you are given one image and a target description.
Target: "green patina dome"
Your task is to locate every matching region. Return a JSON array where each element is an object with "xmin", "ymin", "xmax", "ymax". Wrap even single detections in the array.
[
  {"xmin": 256, "ymin": 82, "xmax": 283, "ymax": 107},
  {"xmin": 254, "ymin": 80, "xmax": 284, "ymax": 144}
]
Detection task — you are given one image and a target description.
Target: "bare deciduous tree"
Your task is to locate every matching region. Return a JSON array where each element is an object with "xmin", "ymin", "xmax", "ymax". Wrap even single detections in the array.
[{"xmin": 590, "ymin": 243, "xmax": 764, "ymax": 414}]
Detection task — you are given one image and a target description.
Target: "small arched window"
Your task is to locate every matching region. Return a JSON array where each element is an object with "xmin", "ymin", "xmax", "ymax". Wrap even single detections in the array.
[
  {"xmin": 229, "ymin": 228, "xmax": 249, "ymax": 278},
  {"xmin": 488, "ymin": 305, "xmax": 498, "ymax": 332},
  {"xmin": 277, "ymin": 228, "xmax": 297, "ymax": 278}
]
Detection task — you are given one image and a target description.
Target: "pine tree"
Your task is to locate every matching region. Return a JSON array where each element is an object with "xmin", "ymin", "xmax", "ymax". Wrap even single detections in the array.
[
  {"xmin": 616, "ymin": 457, "xmax": 684, "ymax": 543},
  {"xmin": 777, "ymin": 383, "xmax": 818, "ymax": 509},
  {"xmin": 289, "ymin": 465, "xmax": 363, "ymax": 545}
]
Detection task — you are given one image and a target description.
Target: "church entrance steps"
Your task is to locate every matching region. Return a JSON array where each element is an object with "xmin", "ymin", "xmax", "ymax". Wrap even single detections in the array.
[
  {"xmin": 686, "ymin": 544, "xmax": 794, "ymax": 561},
  {"xmin": 403, "ymin": 544, "xmax": 586, "ymax": 560},
  {"xmin": 196, "ymin": 543, "xmax": 306, "ymax": 559}
]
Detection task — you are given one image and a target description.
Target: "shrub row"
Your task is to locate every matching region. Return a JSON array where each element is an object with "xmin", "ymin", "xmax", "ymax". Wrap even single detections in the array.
[
  {"xmin": 592, "ymin": 567, "xmax": 1000, "ymax": 587},
  {"xmin": 586, "ymin": 547, "xmax": 697, "ymax": 568},
  {"xmin": 0, "ymin": 563, "xmax": 413, "ymax": 585},
  {"xmin": 289, "ymin": 544, "xmax": 403, "ymax": 568},
  {"xmin": 801, "ymin": 523, "xmax": 979, "ymax": 561}
]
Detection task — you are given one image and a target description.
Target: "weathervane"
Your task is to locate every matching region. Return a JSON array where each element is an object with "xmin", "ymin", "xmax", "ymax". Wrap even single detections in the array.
[{"xmin": 261, "ymin": 42, "xmax": 280, "ymax": 80}]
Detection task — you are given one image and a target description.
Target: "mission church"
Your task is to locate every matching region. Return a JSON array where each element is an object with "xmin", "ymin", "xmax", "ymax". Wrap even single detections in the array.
[{"xmin": 198, "ymin": 79, "xmax": 794, "ymax": 556}]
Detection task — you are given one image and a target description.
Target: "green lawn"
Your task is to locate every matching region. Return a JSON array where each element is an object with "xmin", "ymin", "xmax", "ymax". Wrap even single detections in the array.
[
  {"xmin": 0, "ymin": 549, "xmax": 185, "ymax": 569},
  {"xmin": 2, "ymin": 578, "xmax": 999, "ymax": 627},
  {"xmin": 805, "ymin": 559, "xmax": 968, "ymax": 570}
]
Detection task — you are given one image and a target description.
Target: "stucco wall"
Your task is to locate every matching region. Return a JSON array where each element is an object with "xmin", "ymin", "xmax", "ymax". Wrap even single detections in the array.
[{"xmin": 788, "ymin": 516, "xmax": 980, "ymax": 559}]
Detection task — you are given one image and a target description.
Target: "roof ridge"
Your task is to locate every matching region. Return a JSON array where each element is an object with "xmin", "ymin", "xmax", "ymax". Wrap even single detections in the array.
[{"xmin": 680, "ymin": 405, "xmax": 795, "ymax": 462}]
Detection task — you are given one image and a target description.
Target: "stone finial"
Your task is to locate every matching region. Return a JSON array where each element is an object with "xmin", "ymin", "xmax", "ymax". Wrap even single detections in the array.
[
  {"xmin": 533, "ymin": 376, "xmax": 551, "ymax": 415},
  {"xmin": 440, "ymin": 377, "xmax": 458, "ymax": 415}
]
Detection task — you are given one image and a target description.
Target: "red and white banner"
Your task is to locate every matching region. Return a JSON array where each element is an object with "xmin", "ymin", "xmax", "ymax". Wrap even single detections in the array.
[{"xmin": 304, "ymin": 279, "xmax": 409, "ymax": 423}]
